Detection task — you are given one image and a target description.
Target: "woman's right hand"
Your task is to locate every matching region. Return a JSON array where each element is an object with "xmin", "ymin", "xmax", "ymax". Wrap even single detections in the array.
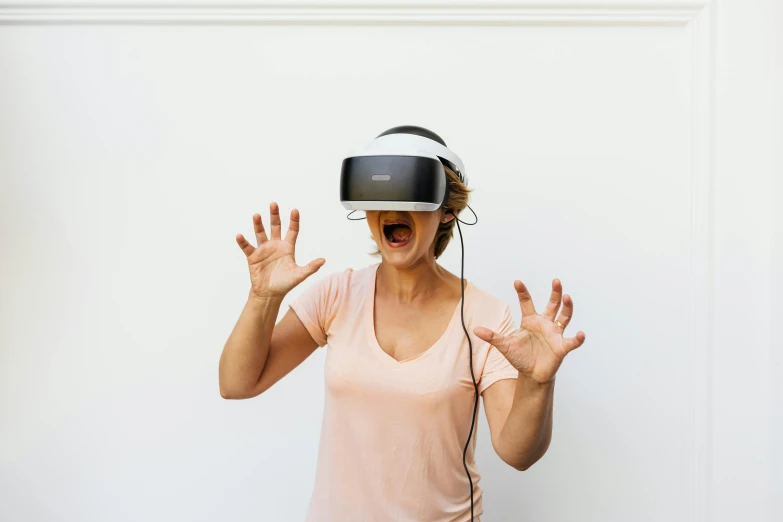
[{"xmin": 236, "ymin": 202, "xmax": 326, "ymax": 300}]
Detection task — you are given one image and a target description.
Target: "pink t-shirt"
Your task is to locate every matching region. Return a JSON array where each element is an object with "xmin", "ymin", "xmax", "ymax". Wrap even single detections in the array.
[{"xmin": 288, "ymin": 262, "xmax": 518, "ymax": 522}]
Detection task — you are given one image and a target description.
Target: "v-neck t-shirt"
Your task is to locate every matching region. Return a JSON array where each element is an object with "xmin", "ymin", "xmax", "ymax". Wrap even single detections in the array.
[{"xmin": 288, "ymin": 262, "xmax": 519, "ymax": 522}]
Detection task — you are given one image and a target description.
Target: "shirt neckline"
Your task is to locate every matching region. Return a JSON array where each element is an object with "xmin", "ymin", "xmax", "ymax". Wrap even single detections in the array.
[{"xmin": 365, "ymin": 262, "xmax": 472, "ymax": 367}]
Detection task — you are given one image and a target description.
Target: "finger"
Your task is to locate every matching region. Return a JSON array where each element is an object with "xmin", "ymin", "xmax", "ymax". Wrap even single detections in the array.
[
  {"xmin": 563, "ymin": 331, "xmax": 586, "ymax": 353},
  {"xmin": 554, "ymin": 293, "xmax": 574, "ymax": 329},
  {"xmin": 269, "ymin": 202, "xmax": 282, "ymax": 240},
  {"xmin": 542, "ymin": 278, "xmax": 563, "ymax": 321},
  {"xmin": 297, "ymin": 257, "xmax": 326, "ymax": 282},
  {"xmin": 473, "ymin": 326, "xmax": 512, "ymax": 356},
  {"xmin": 235, "ymin": 233, "xmax": 256, "ymax": 257},
  {"xmin": 514, "ymin": 280, "xmax": 537, "ymax": 319},
  {"xmin": 284, "ymin": 208, "xmax": 300, "ymax": 245},
  {"xmin": 253, "ymin": 213, "xmax": 269, "ymax": 244}
]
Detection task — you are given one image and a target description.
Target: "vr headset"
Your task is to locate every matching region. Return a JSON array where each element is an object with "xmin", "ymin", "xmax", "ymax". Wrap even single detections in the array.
[{"xmin": 340, "ymin": 125, "xmax": 467, "ymax": 212}]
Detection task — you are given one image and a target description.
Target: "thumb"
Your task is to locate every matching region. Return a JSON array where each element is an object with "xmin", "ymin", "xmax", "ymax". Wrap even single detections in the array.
[
  {"xmin": 473, "ymin": 326, "xmax": 511, "ymax": 355},
  {"xmin": 298, "ymin": 257, "xmax": 326, "ymax": 280}
]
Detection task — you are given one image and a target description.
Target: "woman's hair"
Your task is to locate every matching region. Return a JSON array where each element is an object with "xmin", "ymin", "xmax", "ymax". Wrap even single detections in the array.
[{"xmin": 369, "ymin": 164, "xmax": 472, "ymax": 259}]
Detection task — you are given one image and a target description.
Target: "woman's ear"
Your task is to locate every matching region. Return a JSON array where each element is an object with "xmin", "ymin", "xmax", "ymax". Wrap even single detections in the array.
[{"xmin": 441, "ymin": 211, "xmax": 455, "ymax": 224}]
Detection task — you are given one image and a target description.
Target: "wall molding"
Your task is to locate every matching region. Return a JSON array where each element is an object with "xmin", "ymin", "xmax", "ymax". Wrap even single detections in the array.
[
  {"xmin": 0, "ymin": 2, "xmax": 708, "ymax": 25},
  {"xmin": 0, "ymin": 3, "xmax": 716, "ymax": 522}
]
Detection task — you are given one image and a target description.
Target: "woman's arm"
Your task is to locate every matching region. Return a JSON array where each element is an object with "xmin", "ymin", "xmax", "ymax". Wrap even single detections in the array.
[
  {"xmin": 482, "ymin": 375, "xmax": 555, "ymax": 470},
  {"xmin": 474, "ymin": 277, "xmax": 586, "ymax": 470},
  {"xmin": 219, "ymin": 203, "xmax": 325, "ymax": 399},
  {"xmin": 219, "ymin": 293, "xmax": 281, "ymax": 398},
  {"xmin": 219, "ymin": 294, "xmax": 318, "ymax": 399}
]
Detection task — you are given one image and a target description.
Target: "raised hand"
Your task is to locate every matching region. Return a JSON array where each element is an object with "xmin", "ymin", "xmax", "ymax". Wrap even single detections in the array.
[
  {"xmin": 473, "ymin": 279, "xmax": 586, "ymax": 384},
  {"xmin": 236, "ymin": 202, "xmax": 326, "ymax": 299}
]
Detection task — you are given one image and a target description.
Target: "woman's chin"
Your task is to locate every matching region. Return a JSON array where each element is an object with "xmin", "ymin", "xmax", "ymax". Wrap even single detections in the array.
[{"xmin": 380, "ymin": 237, "xmax": 420, "ymax": 262}]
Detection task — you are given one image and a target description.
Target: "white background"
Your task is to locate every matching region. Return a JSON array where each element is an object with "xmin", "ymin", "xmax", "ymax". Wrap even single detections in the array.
[{"xmin": 0, "ymin": 1, "xmax": 780, "ymax": 521}]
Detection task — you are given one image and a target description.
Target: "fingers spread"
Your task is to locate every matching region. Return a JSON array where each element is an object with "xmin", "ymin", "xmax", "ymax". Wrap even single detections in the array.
[
  {"xmin": 285, "ymin": 208, "xmax": 300, "ymax": 245},
  {"xmin": 514, "ymin": 280, "xmax": 537, "ymax": 318},
  {"xmin": 542, "ymin": 278, "xmax": 563, "ymax": 320},
  {"xmin": 253, "ymin": 213, "xmax": 268, "ymax": 245},
  {"xmin": 270, "ymin": 202, "xmax": 282, "ymax": 240},
  {"xmin": 236, "ymin": 233, "xmax": 255, "ymax": 257}
]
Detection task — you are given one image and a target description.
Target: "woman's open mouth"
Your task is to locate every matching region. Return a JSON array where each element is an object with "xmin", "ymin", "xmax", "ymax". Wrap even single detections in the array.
[{"xmin": 382, "ymin": 219, "xmax": 413, "ymax": 248}]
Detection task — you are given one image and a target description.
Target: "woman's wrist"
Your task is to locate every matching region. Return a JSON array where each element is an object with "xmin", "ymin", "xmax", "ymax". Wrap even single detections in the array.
[
  {"xmin": 516, "ymin": 371, "xmax": 556, "ymax": 393},
  {"xmin": 247, "ymin": 290, "xmax": 285, "ymax": 311}
]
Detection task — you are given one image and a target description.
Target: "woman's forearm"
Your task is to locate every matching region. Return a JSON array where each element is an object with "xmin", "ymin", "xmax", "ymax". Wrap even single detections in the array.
[
  {"xmin": 497, "ymin": 373, "xmax": 556, "ymax": 470},
  {"xmin": 219, "ymin": 292, "xmax": 283, "ymax": 398}
]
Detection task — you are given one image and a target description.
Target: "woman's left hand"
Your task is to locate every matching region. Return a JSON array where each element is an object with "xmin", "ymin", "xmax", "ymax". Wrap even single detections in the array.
[{"xmin": 474, "ymin": 279, "xmax": 586, "ymax": 385}]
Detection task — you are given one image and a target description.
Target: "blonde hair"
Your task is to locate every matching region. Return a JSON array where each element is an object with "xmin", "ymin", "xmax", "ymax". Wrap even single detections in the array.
[{"xmin": 369, "ymin": 165, "xmax": 472, "ymax": 259}]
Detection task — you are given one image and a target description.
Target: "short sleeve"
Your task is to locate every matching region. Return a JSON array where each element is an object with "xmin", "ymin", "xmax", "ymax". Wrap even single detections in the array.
[
  {"xmin": 478, "ymin": 304, "xmax": 520, "ymax": 395},
  {"xmin": 288, "ymin": 269, "xmax": 349, "ymax": 348}
]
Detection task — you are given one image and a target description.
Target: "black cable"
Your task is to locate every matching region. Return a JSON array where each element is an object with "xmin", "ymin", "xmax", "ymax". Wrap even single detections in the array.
[
  {"xmin": 456, "ymin": 204, "xmax": 478, "ymax": 226},
  {"xmin": 455, "ymin": 211, "xmax": 479, "ymax": 521},
  {"xmin": 346, "ymin": 210, "xmax": 366, "ymax": 220},
  {"xmin": 346, "ymin": 205, "xmax": 476, "ymax": 224}
]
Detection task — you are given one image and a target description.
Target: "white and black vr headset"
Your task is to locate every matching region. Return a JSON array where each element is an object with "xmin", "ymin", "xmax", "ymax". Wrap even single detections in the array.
[{"xmin": 340, "ymin": 125, "xmax": 467, "ymax": 212}]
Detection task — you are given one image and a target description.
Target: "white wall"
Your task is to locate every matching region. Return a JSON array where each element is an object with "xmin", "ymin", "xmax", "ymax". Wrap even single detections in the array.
[
  {"xmin": 0, "ymin": 1, "xmax": 779, "ymax": 521},
  {"xmin": 713, "ymin": 0, "xmax": 782, "ymax": 519}
]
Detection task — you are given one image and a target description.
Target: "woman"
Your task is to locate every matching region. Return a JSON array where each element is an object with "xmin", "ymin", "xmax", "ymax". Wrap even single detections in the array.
[{"xmin": 218, "ymin": 166, "xmax": 586, "ymax": 521}]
